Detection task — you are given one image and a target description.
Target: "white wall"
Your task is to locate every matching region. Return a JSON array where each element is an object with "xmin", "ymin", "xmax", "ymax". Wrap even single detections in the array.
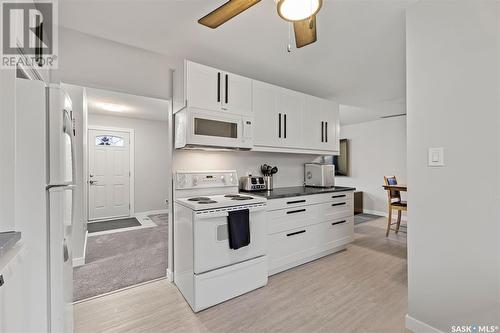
[
  {"xmin": 0, "ymin": 70, "xmax": 16, "ymax": 232},
  {"xmin": 89, "ymin": 114, "xmax": 169, "ymax": 214},
  {"xmin": 53, "ymin": 27, "xmax": 179, "ymax": 99},
  {"xmin": 406, "ymin": 1, "xmax": 500, "ymax": 331},
  {"xmin": 335, "ymin": 116, "xmax": 407, "ymax": 215},
  {"xmin": 174, "ymin": 150, "xmax": 320, "ymax": 188}
]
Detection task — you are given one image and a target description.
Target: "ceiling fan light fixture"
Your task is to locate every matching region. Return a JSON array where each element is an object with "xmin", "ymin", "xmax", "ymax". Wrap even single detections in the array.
[{"xmin": 277, "ymin": 0, "xmax": 322, "ymax": 22}]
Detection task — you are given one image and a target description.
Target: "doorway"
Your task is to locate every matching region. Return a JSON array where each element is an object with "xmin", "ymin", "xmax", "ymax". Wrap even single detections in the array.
[
  {"xmin": 63, "ymin": 84, "xmax": 172, "ymax": 302},
  {"xmin": 88, "ymin": 128, "xmax": 133, "ymax": 221}
]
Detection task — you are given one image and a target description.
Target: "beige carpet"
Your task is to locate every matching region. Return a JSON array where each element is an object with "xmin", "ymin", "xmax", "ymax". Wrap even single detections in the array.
[{"xmin": 73, "ymin": 214, "xmax": 168, "ymax": 301}]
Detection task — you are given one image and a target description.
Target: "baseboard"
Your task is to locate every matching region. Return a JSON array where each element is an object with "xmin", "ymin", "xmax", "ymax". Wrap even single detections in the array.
[
  {"xmin": 134, "ymin": 209, "xmax": 169, "ymax": 219},
  {"xmin": 362, "ymin": 209, "xmax": 408, "ymax": 222},
  {"xmin": 405, "ymin": 314, "xmax": 444, "ymax": 333},
  {"xmin": 72, "ymin": 231, "xmax": 88, "ymax": 267}
]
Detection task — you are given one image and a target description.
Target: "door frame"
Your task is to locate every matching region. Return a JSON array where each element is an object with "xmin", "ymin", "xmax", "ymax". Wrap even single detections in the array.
[{"xmin": 87, "ymin": 126, "xmax": 135, "ymax": 221}]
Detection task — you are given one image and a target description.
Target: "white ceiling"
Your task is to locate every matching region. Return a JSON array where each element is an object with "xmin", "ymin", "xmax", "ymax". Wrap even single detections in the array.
[
  {"xmin": 61, "ymin": 0, "xmax": 413, "ymax": 124},
  {"xmin": 86, "ymin": 87, "xmax": 169, "ymax": 121}
]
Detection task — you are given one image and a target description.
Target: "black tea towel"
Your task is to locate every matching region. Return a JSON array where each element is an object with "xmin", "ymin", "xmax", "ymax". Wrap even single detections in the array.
[{"xmin": 227, "ymin": 209, "xmax": 250, "ymax": 250}]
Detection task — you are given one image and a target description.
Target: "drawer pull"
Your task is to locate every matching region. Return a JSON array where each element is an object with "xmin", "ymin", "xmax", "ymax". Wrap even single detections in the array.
[
  {"xmin": 286, "ymin": 209, "xmax": 306, "ymax": 215},
  {"xmin": 286, "ymin": 230, "xmax": 306, "ymax": 237},
  {"xmin": 332, "ymin": 195, "xmax": 346, "ymax": 199},
  {"xmin": 331, "ymin": 220, "xmax": 347, "ymax": 226},
  {"xmin": 331, "ymin": 202, "xmax": 346, "ymax": 207},
  {"xmin": 287, "ymin": 199, "xmax": 306, "ymax": 204}
]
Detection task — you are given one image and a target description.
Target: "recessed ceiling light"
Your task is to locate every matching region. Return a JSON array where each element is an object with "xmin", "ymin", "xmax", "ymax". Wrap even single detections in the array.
[{"xmin": 97, "ymin": 103, "xmax": 129, "ymax": 112}]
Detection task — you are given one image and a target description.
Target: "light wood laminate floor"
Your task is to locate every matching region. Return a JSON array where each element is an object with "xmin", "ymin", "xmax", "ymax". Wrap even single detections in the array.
[{"xmin": 75, "ymin": 217, "xmax": 408, "ymax": 333}]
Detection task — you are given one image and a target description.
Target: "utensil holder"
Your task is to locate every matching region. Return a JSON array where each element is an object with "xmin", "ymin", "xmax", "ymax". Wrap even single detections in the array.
[{"xmin": 264, "ymin": 176, "xmax": 273, "ymax": 191}]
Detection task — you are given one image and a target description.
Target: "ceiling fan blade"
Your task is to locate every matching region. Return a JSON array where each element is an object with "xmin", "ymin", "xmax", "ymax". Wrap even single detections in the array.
[
  {"xmin": 293, "ymin": 15, "xmax": 317, "ymax": 48},
  {"xmin": 198, "ymin": 0, "xmax": 261, "ymax": 29}
]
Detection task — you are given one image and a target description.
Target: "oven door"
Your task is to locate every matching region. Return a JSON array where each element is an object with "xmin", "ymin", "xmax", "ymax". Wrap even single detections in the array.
[
  {"xmin": 187, "ymin": 108, "xmax": 253, "ymax": 149},
  {"xmin": 193, "ymin": 205, "xmax": 266, "ymax": 274}
]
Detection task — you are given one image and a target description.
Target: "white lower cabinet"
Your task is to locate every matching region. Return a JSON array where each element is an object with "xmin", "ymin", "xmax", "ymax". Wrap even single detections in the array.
[{"xmin": 267, "ymin": 191, "xmax": 354, "ymax": 275}]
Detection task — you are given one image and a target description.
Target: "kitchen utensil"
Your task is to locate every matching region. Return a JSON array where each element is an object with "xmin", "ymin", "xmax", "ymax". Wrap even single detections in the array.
[{"xmin": 270, "ymin": 166, "xmax": 278, "ymax": 175}]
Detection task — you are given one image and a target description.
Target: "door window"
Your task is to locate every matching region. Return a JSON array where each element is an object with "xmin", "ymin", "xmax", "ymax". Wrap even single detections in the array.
[{"xmin": 95, "ymin": 135, "xmax": 124, "ymax": 146}]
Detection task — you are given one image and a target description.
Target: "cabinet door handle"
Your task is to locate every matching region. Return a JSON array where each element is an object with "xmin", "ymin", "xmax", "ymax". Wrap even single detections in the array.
[
  {"xmin": 0, "ymin": 274, "xmax": 4, "ymax": 287},
  {"xmin": 321, "ymin": 121, "xmax": 324, "ymax": 142},
  {"xmin": 286, "ymin": 208, "xmax": 306, "ymax": 214},
  {"xmin": 332, "ymin": 195, "xmax": 346, "ymax": 199},
  {"xmin": 217, "ymin": 72, "xmax": 221, "ymax": 103},
  {"xmin": 287, "ymin": 230, "xmax": 306, "ymax": 237},
  {"xmin": 278, "ymin": 113, "xmax": 282, "ymax": 138},
  {"xmin": 325, "ymin": 121, "xmax": 328, "ymax": 142},
  {"xmin": 225, "ymin": 74, "xmax": 229, "ymax": 104},
  {"xmin": 287, "ymin": 199, "xmax": 306, "ymax": 204},
  {"xmin": 331, "ymin": 220, "xmax": 347, "ymax": 226},
  {"xmin": 284, "ymin": 114, "xmax": 287, "ymax": 139},
  {"xmin": 331, "ymin": 202, "xmax": 346, "ymax": 207}
]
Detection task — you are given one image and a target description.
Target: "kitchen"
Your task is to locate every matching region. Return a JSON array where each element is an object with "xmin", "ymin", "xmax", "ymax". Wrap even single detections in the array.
[{"xmin": 1, "ymin": 1, "xmax": 499, "ymax": 333}]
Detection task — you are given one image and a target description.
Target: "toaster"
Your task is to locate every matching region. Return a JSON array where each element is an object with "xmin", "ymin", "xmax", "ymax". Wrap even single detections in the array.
[
  {"xmin": 239, "ymin": 176, "xmax": 266, "ymax": 191},
  {"xmin": 304, "ymin": 164, "xmax": 335, "ymax": 188}
]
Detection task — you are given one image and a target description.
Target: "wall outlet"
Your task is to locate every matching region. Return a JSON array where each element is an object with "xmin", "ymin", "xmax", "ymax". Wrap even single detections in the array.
[{"xmin": 428, "ymin": 147, "xmax": 444, "ymax": 167}]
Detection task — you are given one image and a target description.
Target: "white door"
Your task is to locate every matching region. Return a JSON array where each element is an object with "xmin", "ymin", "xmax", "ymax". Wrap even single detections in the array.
[
  {"xmin": 186, "ymin": 61, "xmax": 221, "ymax": 112},
  {"xmin": 88, "ymin": 129, "xmax": 131, "ymax": 220},
  {"xmin": 222, "ymin": 72, "xmax": 252, "ymax": 116}
]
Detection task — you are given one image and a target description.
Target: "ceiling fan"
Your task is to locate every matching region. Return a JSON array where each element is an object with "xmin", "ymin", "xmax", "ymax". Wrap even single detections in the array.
[{"xmin": 198, "ymin": 0, "xmax": 323, "ymax": 48}]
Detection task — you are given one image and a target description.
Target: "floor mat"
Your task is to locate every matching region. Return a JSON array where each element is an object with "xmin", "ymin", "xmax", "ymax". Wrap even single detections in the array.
[
  {"xmin": 87, "ymin": 217, "xmax": 141, "ymax": 233},
  {"xmin": 74, "ymin": 216, "xmax": 168, "ymax": 301}
]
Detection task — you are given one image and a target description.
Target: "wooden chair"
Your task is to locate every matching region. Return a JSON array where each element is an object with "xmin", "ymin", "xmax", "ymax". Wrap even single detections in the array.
[{"xmin": 384, "ymin": 176, "xmax": 407, "ymax": 237}]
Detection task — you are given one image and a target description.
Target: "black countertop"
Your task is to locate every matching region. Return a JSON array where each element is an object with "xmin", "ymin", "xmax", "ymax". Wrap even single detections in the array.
[{"xmin": 245, "ymin": 186, "xmax": 356, "ymax": 200}]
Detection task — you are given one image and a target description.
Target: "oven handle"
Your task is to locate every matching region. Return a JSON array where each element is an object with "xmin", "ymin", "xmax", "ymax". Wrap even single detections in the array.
[{"xmin": 194, "ymin": 206, "xmax": 266, "ymax": 220}]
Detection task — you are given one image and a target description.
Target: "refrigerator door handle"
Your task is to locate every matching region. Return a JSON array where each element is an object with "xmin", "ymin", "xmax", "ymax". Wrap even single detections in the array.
[{"xmin": 63, "ymin": 109, "xmax": 77, "ymax": 185}]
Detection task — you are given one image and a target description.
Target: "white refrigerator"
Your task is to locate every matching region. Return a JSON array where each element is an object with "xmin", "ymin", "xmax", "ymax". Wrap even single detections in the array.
[{"xmin": 15, "ymin": 78, "xmax": 75, "ymax": 332}]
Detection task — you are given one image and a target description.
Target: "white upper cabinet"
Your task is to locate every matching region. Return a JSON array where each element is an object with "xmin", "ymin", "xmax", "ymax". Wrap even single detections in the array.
[
  {"xmin": 303, "ymin": 96, "xmax": 339, "ymax": 153},
  {"xmin": 253, "ymin": 80, "xmax": 339, "ymax": 154},
  {"xmin": 186, "ymin": 61, "xmax": 221, "ymax": 113},
  {"xmin": 222, "ymin": 72, "xmax": 252, "ymax": 116},
  {"xmin": 277, "ymin": 88, "xmax": 304, "ymax": 148},
  {"xmin": 253, "ymin": 82, "xmax": 304, "ymax": 149},
  {"xmin": 181, "ymin": 60, "xmax": 252, "ymax": 116},
  {"xmin": 253, "ymin": 81, "xmax": 280, "ymax": 146},
  {"xmin": 174, "ymin": 60, "xmax": 340, "ymax": 154}
]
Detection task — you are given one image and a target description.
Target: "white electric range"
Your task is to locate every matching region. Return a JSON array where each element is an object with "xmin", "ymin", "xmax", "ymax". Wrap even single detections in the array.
[{"xmin": 173, "ymin": 170, "xmax": 268, "ymax": 312}]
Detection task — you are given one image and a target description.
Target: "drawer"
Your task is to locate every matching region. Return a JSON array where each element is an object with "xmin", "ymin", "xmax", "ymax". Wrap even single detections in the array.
[
  {"xmin": 267, "ymin": 205, "xmax": 319, "ymax": 235},
  {"xmin": 314, "ymin": 217, "xmax": 354, "ymax": 253},
  {"xmin": 266, "ymin": 191, "xmax": 354, "ymax": 211},
  {"xmin": 268, "ymin": 225, "xmax": 317, "ymax": 273},
  {"xmin": 194, "ymin": 256, "xmax": 268, "ymax": 312},
  {"xmin": 318, "ymin": 199, "xmax": 353, "ymax": 223}
]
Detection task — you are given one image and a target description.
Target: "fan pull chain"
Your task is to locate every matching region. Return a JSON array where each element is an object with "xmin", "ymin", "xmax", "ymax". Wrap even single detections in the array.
[{"xmin": 287, "ymin": 22, "xmax": 292, "ymax": 53}]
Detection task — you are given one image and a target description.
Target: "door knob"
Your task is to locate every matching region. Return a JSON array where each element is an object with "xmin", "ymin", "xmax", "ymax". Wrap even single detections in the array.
[{"xmin": 89, "ymin": 180, "xmax": 98, "ymax": 185}]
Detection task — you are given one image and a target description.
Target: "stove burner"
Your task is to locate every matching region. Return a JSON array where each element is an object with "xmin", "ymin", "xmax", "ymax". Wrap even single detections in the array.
[
  {"xmin": 188, "ymin": 197, "xmax": 211, "ymax": 202},
  {"xmin": 224, "ymin": 194, "xmax": 240, "ymax": 198},
  {"xmin": 231, "ymin": 196, "xmax": 253, "ymax": 201},
  {"xmin": 197, "ymin": 200, "xmax": 217, "ymax": 204}
]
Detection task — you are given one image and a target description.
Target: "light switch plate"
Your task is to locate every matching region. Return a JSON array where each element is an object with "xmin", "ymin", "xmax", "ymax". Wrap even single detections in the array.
[{"xmin": 428, "ymin": 147, "xmax": 444, "ymax": 167}]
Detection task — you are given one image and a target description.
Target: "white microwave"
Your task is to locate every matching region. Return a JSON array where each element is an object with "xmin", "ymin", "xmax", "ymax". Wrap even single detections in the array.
[{"xmin": 175, "ymin": 108, "xmax": 253, "ymax": 150}]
